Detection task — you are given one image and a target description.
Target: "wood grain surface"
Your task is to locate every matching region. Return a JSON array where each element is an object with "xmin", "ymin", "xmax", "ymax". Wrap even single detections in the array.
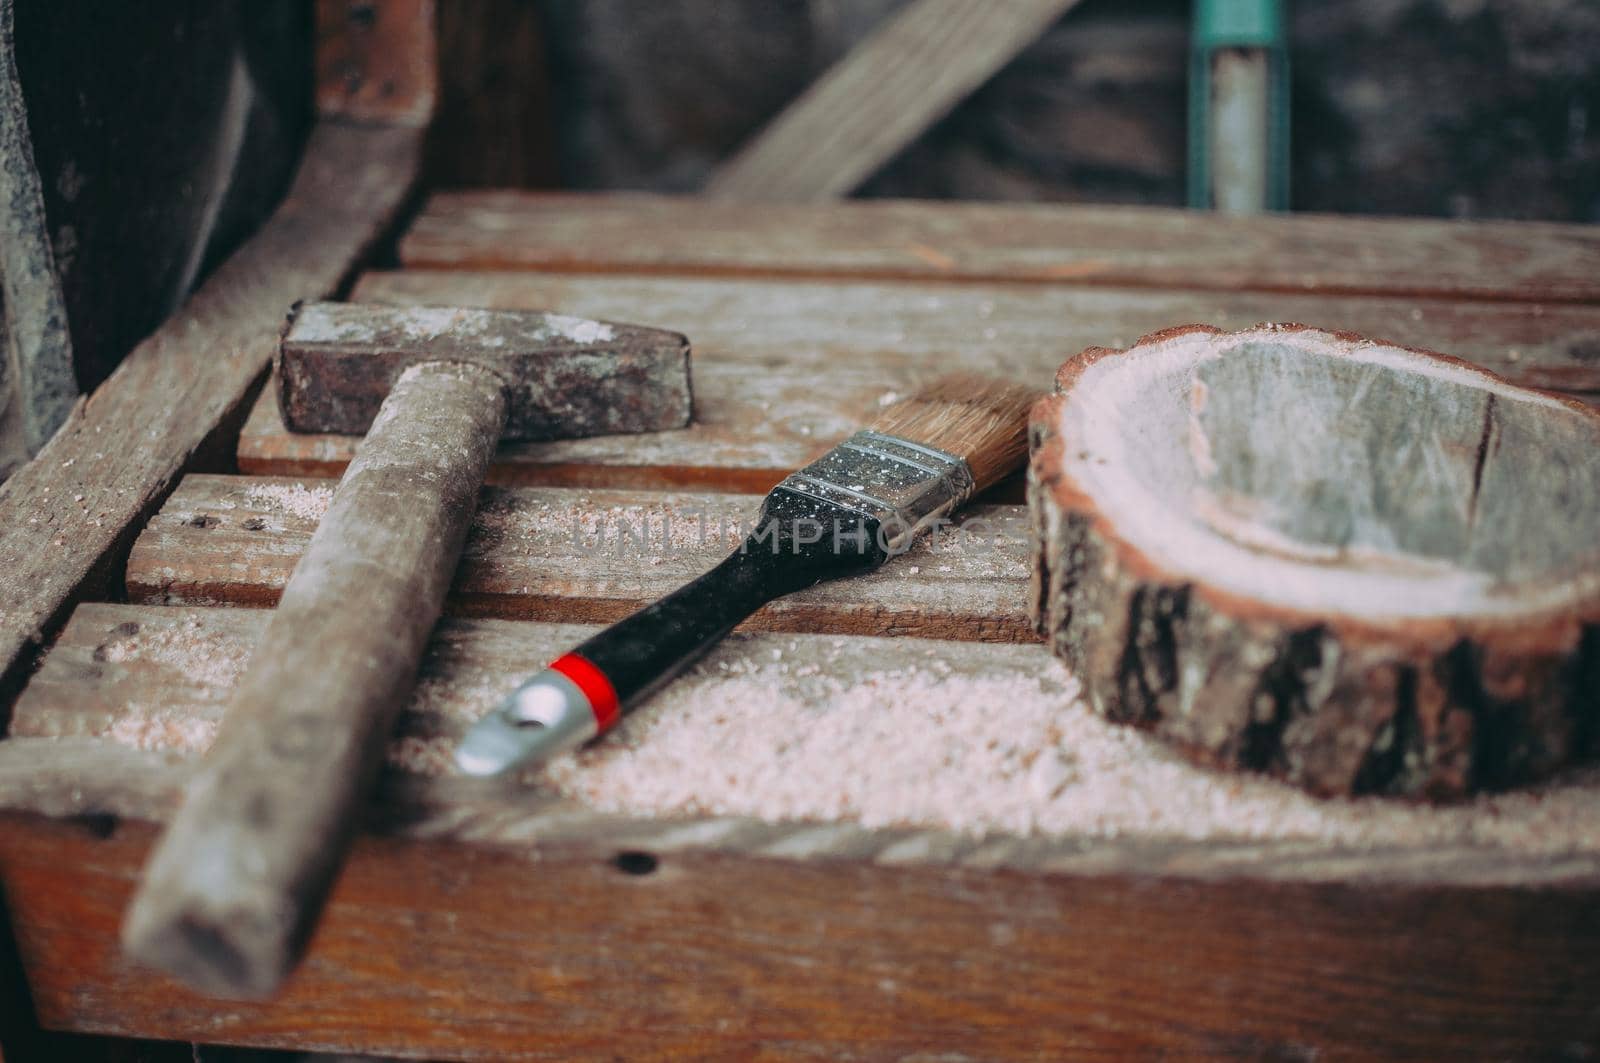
[
  {"xmin": 12, "ymin": 605, "xmax": 1600, "ymax": 882},
  {"xmin": 234, "ymin": 269, "xmax": 1600, "ymax": 486},
  {"xmin": 705, "ymin": 0, "xmax": 1084, "ymax": 201},
  {"xmin": 6, "ymin": 599, "xmax": 1599, "ymax": 1055},
  {"xmin": 124, "ymin": 476, "xmax": 1032, "ymax": 641},
  {"xmin": 401, "ymin": 191, "xmax": 1600, "ymax": 303},
  {"xmin": 350, "ymin": 270, "xmax": 1600, "ymax": 392},
  {"xmin": 0, "ymin": 122, "xmax": 420, "ymax": 712},
  {"xmin": 7, "ymin": 605, "xmax": 1048, "ymax": 773},
  {"xmin": 1, "ymin": 806, "xmax": 1598, "ymax": 1059}
]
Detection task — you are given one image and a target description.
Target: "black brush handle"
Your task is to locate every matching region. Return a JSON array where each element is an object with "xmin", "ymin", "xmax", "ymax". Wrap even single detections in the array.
[
  {"xmin": 584, "ymin": 495, "xmax": 886, "ymax": 702},
  {"xmin": 454, "ymin": 492, "xmax": 887, "ymax": 775},
  {"xmin": 576, "ymin": 547, "xmax": 790, "ymax": 703}
]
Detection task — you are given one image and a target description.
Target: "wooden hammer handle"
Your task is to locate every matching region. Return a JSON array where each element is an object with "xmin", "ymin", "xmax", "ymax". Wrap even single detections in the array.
[{"xmin": 122, "ymin": 361, "xmax": 507, "ymax": 998}]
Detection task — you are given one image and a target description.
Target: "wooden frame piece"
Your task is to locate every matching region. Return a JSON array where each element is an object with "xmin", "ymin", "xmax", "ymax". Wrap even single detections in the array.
[
  {"xmin": 0, "ymin": 738, "xmax": 1596, "ymax": 1058},
  {"xmin": 122, "ymin": 476, "xmax": 1031, "ymax": 640},
  {"xmin": 4, "ymin": 599, "xmax": 1598, "ymax": 1055},
  {"xmin": 403, "ymin": 191, "xmax": 1600, "ymax": 304},
  {"xmin": 705, "ymin": 0, "xmax": 1085, "ymax": 201}
]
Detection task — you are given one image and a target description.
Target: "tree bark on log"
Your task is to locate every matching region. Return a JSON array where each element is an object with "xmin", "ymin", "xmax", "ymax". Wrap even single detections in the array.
[{"xmin": 1028, "ymin": 324, "xmax": 1600, "ymax": 798}]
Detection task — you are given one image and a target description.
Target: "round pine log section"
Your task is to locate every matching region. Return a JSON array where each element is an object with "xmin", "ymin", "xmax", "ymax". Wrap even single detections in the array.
[{"xmin": 1028, "ymin": 324, "xmax": 1600, "ymax": 798}]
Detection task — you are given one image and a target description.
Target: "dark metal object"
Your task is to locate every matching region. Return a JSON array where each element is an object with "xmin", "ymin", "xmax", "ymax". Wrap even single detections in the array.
[{"xmin": 277, "ymin": 301, "xmax": 693, "ymax": 440}]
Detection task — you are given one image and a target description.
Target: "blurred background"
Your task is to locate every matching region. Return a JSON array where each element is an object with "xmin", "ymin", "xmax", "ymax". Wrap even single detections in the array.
[{"xmin": 454, "ymin": 0, "xmax": 1600, "ymax": 220}]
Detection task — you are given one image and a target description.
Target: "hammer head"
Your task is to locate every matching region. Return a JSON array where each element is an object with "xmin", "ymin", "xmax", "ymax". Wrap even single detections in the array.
[{"xmin": 277, "ymin": 302, "xmax": 693, "ymax": 440}]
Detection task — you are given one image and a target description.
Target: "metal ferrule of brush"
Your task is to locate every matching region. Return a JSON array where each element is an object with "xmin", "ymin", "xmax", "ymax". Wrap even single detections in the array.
[
  {"xmin": 774, "ymin": 429, "xmax": 976, "ymax": 554},
  {"xmin": 455, "ymin": 668, "xmax": 598, "ymax": 777}
]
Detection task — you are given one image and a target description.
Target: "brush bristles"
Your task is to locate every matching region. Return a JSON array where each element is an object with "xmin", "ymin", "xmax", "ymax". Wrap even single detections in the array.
[{"xmin": 868, "ymin": 374, "xmax": 1039, "ymax": 491}]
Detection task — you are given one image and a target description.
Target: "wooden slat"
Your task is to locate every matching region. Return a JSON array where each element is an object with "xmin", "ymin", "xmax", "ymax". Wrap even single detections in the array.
[
  {"xmin": 705, "ymin": 0, "xmax": 1084, "ymax": 201},
  {"xmin": 235, "ymin": 270, "xmax": 1600, "ymax": 486},
  {"xmin": 13, "ymin": 605, "xmax": 1600, "ymax": 877},
  {"xmin": 0, "ymin": 809, "xmax": 1593, "ymax": 1059},
  {"xmin": 356, "ymin": 269, "xmax": 1600, "ymax": 389},
  {"xmin": 0, "ymin": 123, "xmax": 421, "ymax": 709},
  {"xmin": 124, "ymin": 476, "xmax": 1031, "ymax": 641},
  {"xmin": 401, "ymin": 191, "xmax": 1600, "ymax": 303},
  {"xmin": 9, "ymin": 604, "xmax": 1055, "ymax": 762},
  {"xmin": 13, "ymin": 809, "xmax": 1600, "ymax": 1060},
  {"xmin": 3, "ymin": 736, "xmax": 1600, "ymax": 890},
  {"xmin": 7, "ymin": 605, "xmax": 1600, "ymax": 1053}
]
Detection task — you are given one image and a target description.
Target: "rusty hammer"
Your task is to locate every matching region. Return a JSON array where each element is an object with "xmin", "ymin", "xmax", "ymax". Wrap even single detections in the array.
[{"xmin": 122, "ymin": 302, "xmax": 691, "ymax": 998}]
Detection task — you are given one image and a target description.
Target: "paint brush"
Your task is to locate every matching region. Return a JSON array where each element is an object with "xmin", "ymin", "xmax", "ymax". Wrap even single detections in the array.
[{"xmin": 455, "ymin": 374, "xmax": 1037, "ymax": 776}]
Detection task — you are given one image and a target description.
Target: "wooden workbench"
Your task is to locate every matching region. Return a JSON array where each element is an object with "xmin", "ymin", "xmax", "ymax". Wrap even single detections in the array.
[{"xmin": 2, "ymin": 191, "xmax": 1599, "ymax": 1060}]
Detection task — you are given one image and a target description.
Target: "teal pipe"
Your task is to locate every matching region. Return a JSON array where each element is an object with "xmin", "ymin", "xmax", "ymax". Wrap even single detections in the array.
[{"xmin": 1188, "ymin": 0, "xmax": 1290, "ymax": 212}]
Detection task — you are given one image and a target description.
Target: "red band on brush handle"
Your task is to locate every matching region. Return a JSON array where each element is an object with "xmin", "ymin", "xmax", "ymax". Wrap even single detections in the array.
[{"xmin": 550, "ymin": 653, "xmax": 621, "ymax": 732}]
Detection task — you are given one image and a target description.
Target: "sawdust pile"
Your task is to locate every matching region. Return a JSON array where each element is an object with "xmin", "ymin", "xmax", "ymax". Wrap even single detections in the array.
[
  {"xmin": 78, "ymin": 618, "xmax": 1600, "ymax": 855},
  {"xmin": 243, "ymin": 482, "xmax": 333, "ymax": 522},
  {"xmin": 526, "ymin": 645, "xmax": 1600, "ymax": 854}
]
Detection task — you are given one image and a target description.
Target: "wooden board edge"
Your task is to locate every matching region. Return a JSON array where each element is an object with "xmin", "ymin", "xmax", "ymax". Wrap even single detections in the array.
[
  {"xmin": 398, "ymin": 192, "xmax": 1600, "ymax": 305},
  {"xmin": 704, "ymin": 0, "xmax": 1083, "ymax": 201},
  {"xmin": 1, "ymin": 808, "xmax": 1597, "ymax": 1058},
  {"xmin": 0, "ymin": 737, "xmax": 1595, "ymax": 889}
]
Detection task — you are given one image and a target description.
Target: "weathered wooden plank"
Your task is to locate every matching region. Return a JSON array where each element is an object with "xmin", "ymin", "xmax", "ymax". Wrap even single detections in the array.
[
  {"xmin": 0, "ymin": 122, "xmax": 422, "ymax": 711},
  {"xmin": 704, "ymin": 0, "xmax": 1084, "ymax": 201},
  {"xmin": 2, "ymin": 737, "xmax": 1598, "ymax": 889},
  {"xmin": 234, "ymin": 270, "xmax": 1600, "ymax": 485},
  {"xmin": 1, "ymin": 810, "xmax": 1594, "ymax": 1059},
  {"xmin": 355, "ymin": 270, "xmax": 1600, "ymax": 388},
  {"xmin": 401, "ymin": 191, "xmax": 1600, "ymax": 303},
  {"xmin": 125, "ymin": 476, "xmax": 1031, "ymax": 641},
  {"xmin": 11, "ymin": 605, "xmax": 1600, "ymax": 870},
  {"xmin": 9, "ymin": 606, "xmax": 1050, "ymax": 779}
]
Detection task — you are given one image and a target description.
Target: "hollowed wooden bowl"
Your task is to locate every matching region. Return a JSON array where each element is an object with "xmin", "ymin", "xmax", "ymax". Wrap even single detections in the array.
[{"xmin": 1028, "ymin": 324, "xmax": 1600, "ymax": 798}]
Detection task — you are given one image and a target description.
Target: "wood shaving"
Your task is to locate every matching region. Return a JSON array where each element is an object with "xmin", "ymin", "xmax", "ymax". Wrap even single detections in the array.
[
  {"xmin": 97, "ymin": 617, "xmax": 248, "ymax": 692},
  {"xmin": 243, "ymin": 482, "xmax": 332, "ymax": 522},
  {"xmin": 514, "ymin": 645, "xmax": 1600, "ymax": 854},
  {"xmin": 89, "ymin": 618, "xmax": 245, "ymax": 754}
]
